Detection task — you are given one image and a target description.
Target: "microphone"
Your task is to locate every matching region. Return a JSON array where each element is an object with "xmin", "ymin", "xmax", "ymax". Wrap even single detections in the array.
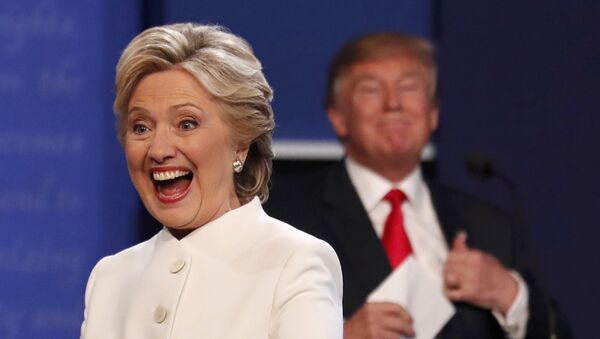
[
  {"xmin": 465, "ymin": 153, "xmax": 493, "ymax": 179},
  {"xmin": 464, "ymin": 153, "xmax": 518, "ymax": 213},
  {"xmin": 465, "ymin": 153, "xmax": 515, "ymax": 192},
  {"xmin": 464, "ymin": 153, "xmax": 559, "ymax": 338}
]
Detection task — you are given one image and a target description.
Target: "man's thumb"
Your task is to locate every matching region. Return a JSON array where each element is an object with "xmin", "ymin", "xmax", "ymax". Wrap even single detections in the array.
[{"xmin": 452, "ymin": 230, "xmax": 468, "ymax": 252}]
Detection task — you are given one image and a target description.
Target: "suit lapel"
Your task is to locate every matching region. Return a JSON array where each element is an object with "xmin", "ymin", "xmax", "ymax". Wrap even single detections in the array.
[
  {"xmin": 427, "ymin": 181, "xmax": 459, "ymax": 248},
  {"xmin": 322, "ymin": 162, "xmax": 391, "ymax": 296}
]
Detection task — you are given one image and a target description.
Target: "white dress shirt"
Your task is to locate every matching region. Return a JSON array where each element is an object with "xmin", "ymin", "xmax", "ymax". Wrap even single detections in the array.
[{"xmin": 345, "ymin": 157, "xmax": 529, "ymax": 339}]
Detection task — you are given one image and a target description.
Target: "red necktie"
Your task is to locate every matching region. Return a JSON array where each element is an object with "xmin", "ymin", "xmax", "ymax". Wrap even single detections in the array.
[{"xmin": 381, "ymin": 189, "xmax": 412, "ymax": 269}]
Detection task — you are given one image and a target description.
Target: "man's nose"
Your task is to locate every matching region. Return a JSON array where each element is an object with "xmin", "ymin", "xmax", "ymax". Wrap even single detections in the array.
[
  {"xmin": 148, "ymin": 129, "xmax": 176, "ymax": 163},
  {"xmin": 384, "ymin": 89, "xmax": 402, "ymax": 111}
]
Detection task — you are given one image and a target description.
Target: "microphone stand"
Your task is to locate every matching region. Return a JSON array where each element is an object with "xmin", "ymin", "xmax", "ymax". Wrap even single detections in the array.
[{"xmin": 464, "ymin": 152, "xmax": 558, "ymax": 338}]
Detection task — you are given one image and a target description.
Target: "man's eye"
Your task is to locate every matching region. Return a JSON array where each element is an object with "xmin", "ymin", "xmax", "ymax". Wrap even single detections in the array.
[
  {"xmin": 358, "ymin": 85, "xmax": 379, "ymax": 93},
  {"xmin": 356, "ymin": 84, "xmax": 382, "ymax": 96},
  {"xmin": 399, "ymin": 82, "xmax": 420, "ymax": 92},
  {"xmin": 132, "ymin": 123, "xmax": 149, "ymax": 134},
  {"xmin": 179, "ymin": 119, "xmax": 198, "ymax": 130}
]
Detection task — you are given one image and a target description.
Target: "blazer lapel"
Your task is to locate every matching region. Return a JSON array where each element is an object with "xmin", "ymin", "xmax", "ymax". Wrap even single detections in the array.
[
  {"xmin": 322, "ymin": 162, "xmax": 391, "ymax": 296},
  {"xmin": 427, "ymin": 181, "xmax": 459, "ymax": 248}
]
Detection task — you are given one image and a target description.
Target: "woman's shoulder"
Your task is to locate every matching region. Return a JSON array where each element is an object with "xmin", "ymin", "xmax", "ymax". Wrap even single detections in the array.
[
  {"xmin": 262, "ymin": 213, "xmax": 343, "ymax": 312},
  {"xmin": 261, "ymin": 211, "xmax": 316, "ymax": 241},
  {"xmin": 90, "ymin": 232, "xmax": 160, "ymax": 275},
  {"xmin": 258, "ymin": 212, "xmax": 339, "ymax": 262}
]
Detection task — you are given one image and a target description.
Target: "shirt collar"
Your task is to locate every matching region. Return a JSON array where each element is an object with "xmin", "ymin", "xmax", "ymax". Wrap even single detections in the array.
[{"xmin": 345, "ymin": 156, "xmax": 425, "ymax": 212}]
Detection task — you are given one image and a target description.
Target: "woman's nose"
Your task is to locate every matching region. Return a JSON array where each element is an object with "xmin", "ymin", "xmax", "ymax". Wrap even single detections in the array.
[{"xmin": 148, "ymin": 129, "xmax": 176, "ymax": 163}]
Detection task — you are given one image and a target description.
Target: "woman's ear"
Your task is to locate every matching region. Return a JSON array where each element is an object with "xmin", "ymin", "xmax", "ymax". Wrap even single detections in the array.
[{"xmin": 235, "ymin": 148, "xmax": 249, "ymax": 164}]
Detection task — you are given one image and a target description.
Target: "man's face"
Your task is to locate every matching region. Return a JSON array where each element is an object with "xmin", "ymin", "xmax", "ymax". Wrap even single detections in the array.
[{"xmin": 328, "ymin": 55, "xmax": 438, "ymax": 180}]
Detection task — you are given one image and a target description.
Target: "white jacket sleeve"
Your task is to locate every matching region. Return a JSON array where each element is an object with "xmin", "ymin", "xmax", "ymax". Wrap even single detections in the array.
[{"xmin": 269, "ymin": 238, "xmax": 343, "ymax": 339}]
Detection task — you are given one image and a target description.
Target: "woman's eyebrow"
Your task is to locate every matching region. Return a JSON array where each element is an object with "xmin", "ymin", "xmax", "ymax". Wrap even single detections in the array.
[
  {"xmin": 127, "ymin": 106, "xmax": 149, "ymax": 116},
  {"xmin": 172, "ymin": 102, "xmax": 203, "ymax": 110}
]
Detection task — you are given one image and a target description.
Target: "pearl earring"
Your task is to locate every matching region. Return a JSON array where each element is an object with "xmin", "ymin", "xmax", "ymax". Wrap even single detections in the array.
[{"xmin": 233, "ymin": 159, "xmax": 243, "ymax": 173}]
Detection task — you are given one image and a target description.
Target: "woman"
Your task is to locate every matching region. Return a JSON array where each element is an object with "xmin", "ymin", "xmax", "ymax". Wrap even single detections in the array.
[{"xmin": 81, "ymin": 23, "xmax": 343, "ymax": 339}]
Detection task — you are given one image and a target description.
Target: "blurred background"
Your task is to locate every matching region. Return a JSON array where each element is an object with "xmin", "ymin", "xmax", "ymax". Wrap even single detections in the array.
[{"xmin": 1, "ymin": 0, "xmax": 598, "ymax": 337}]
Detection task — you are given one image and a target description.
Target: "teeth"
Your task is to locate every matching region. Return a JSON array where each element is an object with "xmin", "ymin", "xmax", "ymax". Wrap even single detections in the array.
[{"xmin": 152, "ymin": 170, "xmax": 190, "ymax": 181}]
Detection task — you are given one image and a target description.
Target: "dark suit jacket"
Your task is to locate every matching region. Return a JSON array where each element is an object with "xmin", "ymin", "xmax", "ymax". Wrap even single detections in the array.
[{"xmin": 265, "ymin": 161, "xmax": 569, "ymax": 339}]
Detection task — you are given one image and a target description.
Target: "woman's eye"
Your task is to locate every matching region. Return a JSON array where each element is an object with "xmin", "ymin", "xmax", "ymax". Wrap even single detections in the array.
[
  {"xmin": 132, "ymin": 123, "xmax": 149, "ymax": 135},
  {"xmin": 179, "ymin": 119, "xmax": 198, "ymax": 130}
]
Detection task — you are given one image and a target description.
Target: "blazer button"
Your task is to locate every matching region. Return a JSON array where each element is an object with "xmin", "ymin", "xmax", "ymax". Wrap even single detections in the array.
[
  {"xmin": 170, "ymin": 259, "xmax": 186, "ymax": 273},
  {"xmin": 154, "ymin": 306, "xmax": 168, "ymax": 324}
]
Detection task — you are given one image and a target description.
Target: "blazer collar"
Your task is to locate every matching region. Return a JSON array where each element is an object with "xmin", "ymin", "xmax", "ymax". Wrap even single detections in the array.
[{"xmin": 158, "ymin": 197, "xmax": 264, "ymax": 258}]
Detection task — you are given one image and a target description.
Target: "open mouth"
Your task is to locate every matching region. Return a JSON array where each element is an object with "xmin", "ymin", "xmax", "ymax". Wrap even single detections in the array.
[{"xmin": 151, "ymin": 168, "xmax": 193, "ymax": 203}]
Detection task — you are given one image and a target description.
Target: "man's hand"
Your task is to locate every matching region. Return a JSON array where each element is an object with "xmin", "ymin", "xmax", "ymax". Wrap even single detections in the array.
[
  {"xmin": 344, "ymin": 302, "xmax": 415, "ymax": 339},
  {"xmin": 443, "ymin": 232, "xmax": 519, "ymax": 315}
]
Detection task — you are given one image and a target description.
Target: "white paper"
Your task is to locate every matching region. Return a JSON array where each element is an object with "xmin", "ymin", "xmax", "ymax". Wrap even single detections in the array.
[{"xmin": 368, "ymin": 256, "xmax": 455, "ymax": 339}]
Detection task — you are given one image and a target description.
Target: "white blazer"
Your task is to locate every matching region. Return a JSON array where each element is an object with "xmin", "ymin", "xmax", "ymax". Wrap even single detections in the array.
[{"xmin": 81, "ymin": 197, "xmax": 343, "ymax": 339}]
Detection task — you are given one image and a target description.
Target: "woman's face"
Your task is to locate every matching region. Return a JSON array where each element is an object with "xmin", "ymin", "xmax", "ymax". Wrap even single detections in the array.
[{"xmin": 124, "ymin": 69, "xmax": 244, "ymax": 237}]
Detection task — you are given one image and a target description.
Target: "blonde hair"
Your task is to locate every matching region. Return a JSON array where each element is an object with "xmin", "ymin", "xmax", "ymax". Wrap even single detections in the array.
[
  {"xmin": 326, "ymin": 32, "xmax": 437, "ymax": 108},
  {"xmin": 114, "ymin": 23, "xmax": 275, "ymax": 203}
]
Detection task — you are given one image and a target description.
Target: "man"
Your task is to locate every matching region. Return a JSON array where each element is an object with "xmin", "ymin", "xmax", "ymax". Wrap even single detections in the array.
[{"xmin": 265, "ymin": 33, "xmax": 568, "ymax": 338}]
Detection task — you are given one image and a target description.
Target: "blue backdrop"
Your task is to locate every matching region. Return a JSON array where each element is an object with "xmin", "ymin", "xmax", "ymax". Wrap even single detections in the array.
[
  {"xmin": 436, "ymin": 2, "xmax": 600, "ymax": 338},
  {"xmin": 162, "ymin": 0, "xmax": 434, "ymax": 141},
  {"xmin": 1, "ymin": 0, "xmax": 597, "ymax": 338},
  {"xmin": 0, "ymin": 0, "xmax": 139, "ymax": 337}
]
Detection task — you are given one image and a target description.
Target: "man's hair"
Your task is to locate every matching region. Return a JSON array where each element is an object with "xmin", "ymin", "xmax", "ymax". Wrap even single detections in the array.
[
  {"xmin": 114, "ymin": 23, "xmax": 275, "ymax": 203},
  {"xmin": 325, "ymin": 32, "xmax": 437, "ymax": 108}
]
